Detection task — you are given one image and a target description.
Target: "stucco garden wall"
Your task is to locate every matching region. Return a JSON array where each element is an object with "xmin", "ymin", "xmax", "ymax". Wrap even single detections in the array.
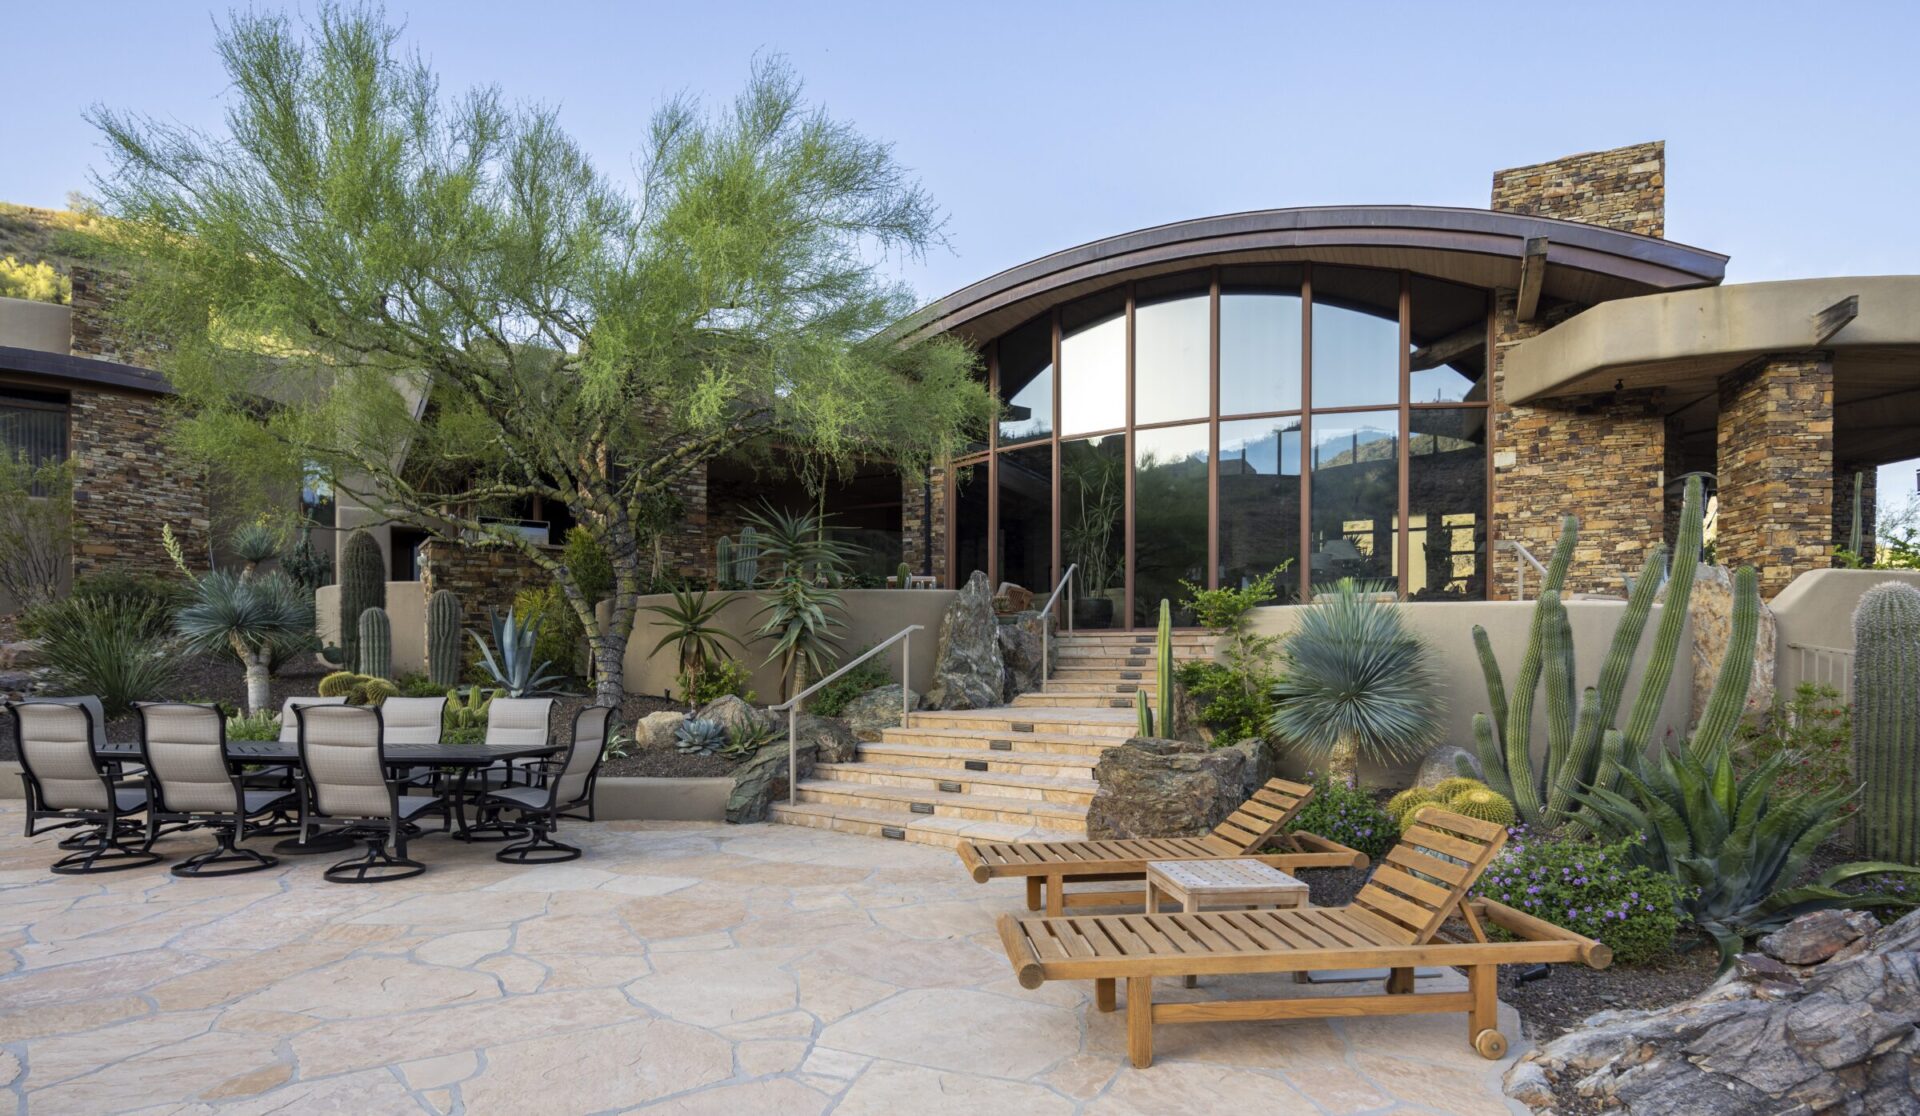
[{"xmin": 316, "ymin": 581, "xmax": 427, "ymax": 674}]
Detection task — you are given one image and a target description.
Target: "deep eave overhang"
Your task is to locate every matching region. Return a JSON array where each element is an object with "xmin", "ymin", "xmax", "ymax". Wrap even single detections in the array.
[
  {"xmin": 0, "ymin": 344, "xmax": 173, "ymax": 396},
  {"xmin": 907, "ymin": 205, "xmax": 1728, "ymax": 345}
]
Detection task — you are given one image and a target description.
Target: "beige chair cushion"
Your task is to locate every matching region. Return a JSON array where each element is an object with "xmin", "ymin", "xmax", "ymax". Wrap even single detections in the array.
[
  {"xmin": 381, "ymin": 697, "xmax": 446, "ymax": 745},
  {"xmin": 278, "ymin": 696, "xmax": 348, "ymax": 743},
  {"xmin": 14, "ymin": 703, "xmax": 107, "ymax": 810},
  {"xmin": 297, "ymin": 705, "xmax": 393, "ymax": 818},
  {"xmin": 486, "ymin": 698, "xmax": 554, "ymax": 749},
  {"xmin": 139, "ymin": 704, "xmax": 235, "ymax": 814}
]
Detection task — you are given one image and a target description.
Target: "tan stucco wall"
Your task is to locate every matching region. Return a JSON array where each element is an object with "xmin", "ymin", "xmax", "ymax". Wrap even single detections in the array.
[
  {"xmin": 316, "ymin": 581, "xmax": 427, "ymax": 674},
  {"xmin": 613, "ymin": 589, "xmax": 959, "ymax": 702},
  {"xmin": 0, "ymin": 296, "xmax": 71, "ymax": 353},
  {"xmin": 1771, "ymin": 568, "xmax": 1920, "ymax": 697},
  {"xmin": 1246, "ymin": 598, "xmax": 1695, "ymax": 784}
]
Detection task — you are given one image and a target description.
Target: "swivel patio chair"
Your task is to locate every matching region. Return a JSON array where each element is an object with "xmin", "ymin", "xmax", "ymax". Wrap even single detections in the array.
[
  {"xmin": 231, "ymin": 695, "xmax": 351, "ymax": 836},
  {"xmin": 380, "ymin": 697, "xmax": 447, "ymax": 744},
  {"xmin": 477, "ymin": 705, "xmax": 613, "ymax": 864},
  {"xmin": 294, "ymin": 704, "xmax": 445, "ymax": 883},
  {"xmin": 136, "ymin": 702, "xmax": 295, "ymax": 877},
  {"xmin": 452, "ymin": 696, "xmax": 555, "ymax": 841},
  {"xmin": 19, "ymin": 695, "xmax": 146, "ymax": 847},
  {"xmin": 6, "ymin": 701, "xmax": 162, "ymax": 874}
]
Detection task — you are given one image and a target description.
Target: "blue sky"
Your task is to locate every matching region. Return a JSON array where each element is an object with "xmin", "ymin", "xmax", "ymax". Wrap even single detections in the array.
[{"xmin": 4, "ymin": 1, "xmax": 1915, "ymax": 498}]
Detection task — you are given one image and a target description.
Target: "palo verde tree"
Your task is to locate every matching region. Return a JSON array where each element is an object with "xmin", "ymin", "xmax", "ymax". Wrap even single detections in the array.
[{"xmin": 89, "ymin": 8, "xmax": 991, "ymax": 705}]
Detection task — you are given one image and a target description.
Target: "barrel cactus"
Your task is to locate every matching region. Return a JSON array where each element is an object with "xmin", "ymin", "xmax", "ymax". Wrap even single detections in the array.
[
  {"xmin": 317, "ymin": 670, "xmax": 360, "ymax": 698},
  {"xmin": 1385, "ymin": 786, "xmax": 1438, "ymax": 826},
  {"xmin": 1447, "ymin": 787, "xmax": 1517, "ymax": 828},
  {"xmin": 427, "ymin": 589, "xmax": 463, "ymax": 687},
  {"xmin": 675, "ymin": 716, "xmax": 728, "ymax": 756},
  {"xmin": 338, "ymin": 529, "xmax": 385, "ymax": 671},
  {"xmin": 1853, "ymin": 581, "xmax": 1920, "ymax": 863},
  {"xmin": 356, "ymin": 606, "xmax": 391, "ymax": 678}
]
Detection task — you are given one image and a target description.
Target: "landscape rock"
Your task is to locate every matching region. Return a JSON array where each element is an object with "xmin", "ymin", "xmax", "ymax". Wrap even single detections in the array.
[
  {"xmin": 695, "ymin": 695, "xmax": 770, "ymax": 739},
  {"xmin": 632, "ymin": 711, "xmax": 687, "ymax": 751},
  {"xmin": 840, "ymin": 685, "xmax": 920, "ymax": 740},
  {"xmin": 1085, "ymin": 737, "xmax": 1246, "ymax": 841},
  {"xmin": 790, "ymin": 712, "xmax": 860, "ymax": 764},
  {"xmin": 924, "ymin": 571, "xmax": 1004, "ymax": 710},
  {"xmin": 726, "ymin": 737, "xmax": 817, "ymax": 824},
  {"xmin": 997, "ymin": 610, "xmax": 1053, "ymax": 700},
  {"xmin": 993, "ymin": 582, "xmax": 1034, "ymax": 614},
  {"xmin": 1758, "ymin": 908, "xmax": 1877, "ymax": 966},
  {"xmin": 1414, "ymin": 745, "xmax": 1481, "ymax": 788},
  {"xmin": 1508, "ymin": 907, "xmax": 1920, "ymax": 1114},
  {"xmin": 1673, "ymin": 563, "xmax": 1776, "ymax": 728},
  {"xmin": 1223, "ymin": 736, "xmax": 1278, "ymax": 799}
]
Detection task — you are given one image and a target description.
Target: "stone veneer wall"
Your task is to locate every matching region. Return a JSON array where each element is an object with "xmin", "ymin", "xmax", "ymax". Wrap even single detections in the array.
[
  {"xmin": 901, "ymin": 468, "xmax": 949, "ymax": 582},
  {"xmin": 1490, "ymin": 141, "xmax": 1666, "ymax": 237},
  {"xmin": 68, "ymin": 387, "xmax": 210, "ymax": 580},
  {"xmin": 1717, "ymin": 355, "xmax": 1835, "ymax": 596},
  {"xmin": 419, "ymin": 539, "xmax": 552, "ymax": 621}
]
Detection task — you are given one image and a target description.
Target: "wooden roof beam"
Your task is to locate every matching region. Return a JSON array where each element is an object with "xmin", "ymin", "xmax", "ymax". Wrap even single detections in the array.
[
  {"xmin": 1811, "ymin": 295, "xmax": 1859, "ymax": 345},
  {"xmin": 1516, "ymin": 237, "xmax": 1549, "ymax": 323}
]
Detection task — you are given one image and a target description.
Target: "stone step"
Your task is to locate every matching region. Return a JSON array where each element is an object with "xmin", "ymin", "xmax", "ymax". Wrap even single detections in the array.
[
  {"xmin": 1042, "ymin": 679, "xmax": 1157, "ymax": 694},
  {"xmin": 1051, "ymin": 651, "xmax": 1215, "ymax": 668},
  {"xmin": 906, "ymin": 708, "xmax": 1140, "ymax": 738},
  {"xmin": 1050, "ymin": 666, "xmax": 1160, "ymax": 681},
  {"xmin": 856, "ymin": 741, "xmax": 1101, "ymax": 775},
  {"xmin": 1057, "ymin": 630, "xmax": 1218, "ymax": 643},
  {"xmin": 792, "ymin": 780, "xmax": 1086, "ymax": 829},
  {"xmin": 1012, "ymin": 691, "xmax": 1142, "ymax": 710},
  {"xmin": 877, "ymin": 726, "xmax": 1125, "ymax": 756},
  {"xmin": 814, "ymin": 760, "xmax": 1096, "ymax": 803},
  {"xmin": 768, "ymin": 802, "xmax": 1056, "ymax": 850}
]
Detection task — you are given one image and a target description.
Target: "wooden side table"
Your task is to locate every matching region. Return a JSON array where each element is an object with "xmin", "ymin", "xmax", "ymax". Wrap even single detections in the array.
[{"xmin": 1144, "ymin": 859, "xmax": 1310, "ymax": 987}]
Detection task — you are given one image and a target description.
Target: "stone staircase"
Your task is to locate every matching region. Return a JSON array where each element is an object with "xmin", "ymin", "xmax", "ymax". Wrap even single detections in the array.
[{"xmin": 769, "ymin": 628, "xmax": 1221, "ymax": 848}]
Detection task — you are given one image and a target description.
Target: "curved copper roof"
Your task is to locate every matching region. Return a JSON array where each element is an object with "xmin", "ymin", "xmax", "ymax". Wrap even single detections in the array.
[{"xmin": 910, "ymin": 205, "xmax": 1727, "ymax": 344}]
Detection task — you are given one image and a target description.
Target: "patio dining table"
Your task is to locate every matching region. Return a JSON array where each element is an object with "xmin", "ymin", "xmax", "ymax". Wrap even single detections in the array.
[{"xmin": 94, "ymin": 739, "xmax": 564, "ymax": 851}]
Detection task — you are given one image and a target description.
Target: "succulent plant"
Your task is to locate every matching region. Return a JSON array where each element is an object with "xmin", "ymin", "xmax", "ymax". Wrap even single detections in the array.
[
  {"xmin": 1385, "ymin": 786, "xmax": 1439, "ymax": 825},
  {"xmin": 1154, "ymin": 598, "xmax": 1174, "ymax": 736},
  {"xmin": 1853, "ymin": 581, "xmax": 1920, "ymax": 863},
  {"xmin": 896, "ymin": 561, "xmax": 913, "ymax": 589},
  {"xmin": 446, "ymin": 687, "xmax": 497, "ymax": 732},
  {"xmin": 317, "ymin": 670, "xmax": 362, "ymax": 698},
  {"xmin": 356, "ymin": 606, "xmax": 391, "ymax": 678},
  {"xmin": 316, "ymin": 670, "xmax": 397, "ymax": 706},
  {"xmin": 427, "ymin": 589, "xmax": 463, "ymax": 687},
  {"xmin": 1134, "ymin": 688, "xmax": 1153, "ymax": 737},
  {"xmin": 674, "ymin": 716, "xmax": 728, "ymax": 756},
  {"xmin": 338, "ymin": 529, "xmax": 385, "ymax": 673},
  {"xmin": 1431, "ymin": 776, "xmax": 1484, "ymax": 799},
  {"xmin": 1446, "ymin": 787, "xmax": 1517, "ymax": 828}
]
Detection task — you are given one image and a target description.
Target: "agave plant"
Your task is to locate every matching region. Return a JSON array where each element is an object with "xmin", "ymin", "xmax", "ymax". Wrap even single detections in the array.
[
  {"xmin": 36, "ymin": 596, "xmax": 182, "ymax": 719},
  {"xmin": 674, "ymin": 716, "xmax": 728, "ymax": 756},
  {"xmin": 468, "ymin": 608, "xmax": 564, "ymax": 698},
  {"xmin": 1270, "ymin": 578, "xmax": 1442, "ymax": 786},
  {"xmin": 640, "ymin": 586, "xmax": 743, "ymax": 677},
  {"xmin": 1579, "ymin": 742, "xmax": 1920, "ymax": 967},
  {"xmin": 722, "ymin": 719, "xmax": 781, "ymax": 759},
  {"xmin": 176, "ymin": 571, "xmax": 311, "ymax": 715}
]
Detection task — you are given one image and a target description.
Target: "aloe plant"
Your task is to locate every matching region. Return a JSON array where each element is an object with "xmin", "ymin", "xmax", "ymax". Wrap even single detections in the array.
[
  {"xmin": 640, "ymin": 586, "xmax": 743, "ymax": 676},
  {"xmin": 468, "ymin": 608, "xmax": 564, "ymax": 698}
]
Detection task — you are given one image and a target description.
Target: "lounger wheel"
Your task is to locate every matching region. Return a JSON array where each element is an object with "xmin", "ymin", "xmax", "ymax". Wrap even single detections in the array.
[{"xmin": 1473, "ymin": 1028, "xmax": 1507, "ymax": 1060}]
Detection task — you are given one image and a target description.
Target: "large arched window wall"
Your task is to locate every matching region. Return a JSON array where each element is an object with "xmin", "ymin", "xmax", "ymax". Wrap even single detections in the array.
[{"xmin": 950, "ymin": 263, "xmax": 1490, "ymax": 628}]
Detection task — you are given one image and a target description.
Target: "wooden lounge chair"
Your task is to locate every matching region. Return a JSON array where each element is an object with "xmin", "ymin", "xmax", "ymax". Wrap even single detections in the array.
[
  {"xmin": 959, "ymin": 778, "xmax": 1367, "ymax": 916},
  {"xmin": 996, "ymin": 808, "xmax": 1610, "ymax": 1067}
]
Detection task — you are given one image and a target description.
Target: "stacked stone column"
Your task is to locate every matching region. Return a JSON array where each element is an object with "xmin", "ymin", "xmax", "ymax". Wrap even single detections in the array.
[
  {"xmin": 1716, "ymin": 354, "xmax": 1835, "ymax": 596},
  {"xmin": 901, "ymin": 468, "xmax": 948, "ymax": 583}
]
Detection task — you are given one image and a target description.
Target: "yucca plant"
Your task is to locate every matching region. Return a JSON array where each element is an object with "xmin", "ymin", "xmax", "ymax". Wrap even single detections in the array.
[
  {"xmin": 640, "ymin": 586, "xmax": 743, "ymax": 678},
  {"xmin": 175, "ymin": 571, "xmax": 311, "ymax": 715},
  {"xmin": 36, "ymin": 596, "xmax": 182, "ymax": 718},
  {"xmin": 227, "ymin": 520, "xmax": 283, "ymax": 577},
  {"xmin": 1579, "ymin": 743, "xmax": 1920, "ymax": 968},
  {"xmin": 468, "ymin": 609, "xmax": 564, "ymax": 698},
  {"xmin": 1270, "ymin": 578, "xmax": 1442, "ymax": 785}
]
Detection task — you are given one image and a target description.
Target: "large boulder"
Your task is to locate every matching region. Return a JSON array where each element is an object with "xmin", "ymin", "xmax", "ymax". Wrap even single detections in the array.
[
  {"xmin": 726, "ymin": 736, "xmax": 817, "ymax": 824},
  {"xmin": 841, "ymin": 685, "xmax": 920, "ymax": 740},
  {"xmin": 1670, "ymin": 563, "xmax": 1777, "ymax": 727},
  {"xmin": 997, "ymin": 610, "xmax": 1054, "ymax": 700},
  {"xmin": 1414, "ymin": 745, "xmax": 1481, "ymax": 788},
  {"xmin": 1085, "ymin": 737, "xmax": 1247, "ymax": 841},
  {"xmin": 1223, "ymin": 736, "xmax": 1279, "ymax": 800},
  {"xmin": 924, "ymin": 570, "xmax": 1005, "ymax": 710},
  {"xmin": 695, "ymin": 694, "xmax": 770, "ymax": 739},
  {"xmin": 632, "ymin": 710, "xmax": 687, "ymax": 751},
  {"xmin": 791, "ymin": 712, "xmax": 861, "ymax": 764},
  {"xmin": 1508, "ymin": 907, "xmax": 1920, "ymax": 1114},
  {"xmin": 1758, "ymin": 908, "xmax": 1877, "ymax": 967}
]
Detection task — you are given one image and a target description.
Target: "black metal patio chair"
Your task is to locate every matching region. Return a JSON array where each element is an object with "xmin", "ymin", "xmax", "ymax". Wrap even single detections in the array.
[
  {"xmin": 294, "ymin": 704, "xmax": 446, "ymax": 883},
  {"xmin": 135, "ymin": 702, "xmax": 295, "ymax": 877},
  {"xmin": 6, "ymin": 700, "xmax": 162, "ymax": 874},
  {"xmin": 476, "ymin": 705, "xmax": 613, "ymax": 864}
]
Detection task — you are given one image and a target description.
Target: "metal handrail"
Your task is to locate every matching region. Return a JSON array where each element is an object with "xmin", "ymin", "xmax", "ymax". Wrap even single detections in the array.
[
  {"xmin": 1494, "ymin": 540, "xmax": 1549, "ymax": 601},
  {"xmin": 1038, "ymin": 564, "xmax": 1078, "ymax": 682},
  {"xmin": 772, "ymin": 623, "xmax": 925, "ymax": 805}
]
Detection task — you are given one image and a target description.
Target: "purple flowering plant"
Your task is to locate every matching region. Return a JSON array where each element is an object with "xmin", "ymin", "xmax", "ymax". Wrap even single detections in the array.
[
  {"xmin": 1471, "ymin": 827, "xmax": 1679, "ymax": 964},
  {"xmin": 1283, "ymin": 773, "xmax": 1395, "ymax": 861}
]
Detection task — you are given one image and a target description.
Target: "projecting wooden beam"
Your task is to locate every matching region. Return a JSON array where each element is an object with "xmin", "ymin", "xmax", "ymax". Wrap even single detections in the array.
[
  {"xmin": 1409, "ymin": 326, "xmax": 1488, "ymax": 371},
  {"xmin": 1516, "ymin": 237, "xmax": 1548, "ymax": 322},
  {"xmin": 1811, "ymin": 295, "xmax": 1859, "ymax": 345}
]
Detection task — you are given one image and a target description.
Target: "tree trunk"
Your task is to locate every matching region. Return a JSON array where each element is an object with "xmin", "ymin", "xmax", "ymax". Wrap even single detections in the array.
[
  {"xmin": 243, "ymin": 653, "xmax": 272, "ymax": 716},
  {"xmin": 1325, "ymin": 735, "xmax": 1360, "ymax": 787}
]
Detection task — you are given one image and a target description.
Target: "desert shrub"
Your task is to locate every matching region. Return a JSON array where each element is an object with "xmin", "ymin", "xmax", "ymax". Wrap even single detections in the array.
[
  {"xmin": 0, "ymin": 256, "xmax": 69, "ymax": 303},
  {"xmin": 679, "ymin": 657, "xmax": 754, "ymax": 707},
  {"xmin": 807, "ymin": 648, "xmax": 889, "ymax": 716},
  {"xmin": 225, "ymin": 708, "xmax": 282, "ymax": 741},
  {"xmin": 512, "ymin": 583, "xmax": 584, "ymax": 677},
  {"xmin": 1283, "ymin": 775, "xmax": 1393, "ymax": 861},
  {"xmin": 35, "ymin": 596, "xmax": 182, "ymax": 717},
  {"xmin": 1735, "ymin": 682, "xmax": 1853, "ymax": 808},
  {"xmin": 1474, "ymin": 831, "xmax": 1680, "ymax": 965},
  {"xmin": 394, "ymin": 673, "xmax": 451, "ymax": 698},
  {"xmin": 1176, "ymin": 659, "xmax": 1275, "ymax": 743}
]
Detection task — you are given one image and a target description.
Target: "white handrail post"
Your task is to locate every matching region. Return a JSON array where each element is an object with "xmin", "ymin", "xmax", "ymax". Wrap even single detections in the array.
[{"xmin": 901, "ymin": 630, "xmax": 912, "ymax": 720}]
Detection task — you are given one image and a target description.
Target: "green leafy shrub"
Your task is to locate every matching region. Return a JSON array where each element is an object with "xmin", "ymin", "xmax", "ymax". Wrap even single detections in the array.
[
  {"xmin": 563, "ymin": 527, "xmax": 614, "ymax": 604},
  {"xmin": 513, "ymin": 583, "xmax": 584, "ymax": 678},
  {"xmin": 1474, "ymin": 832, "xmax": 1680, "ymax": 965},
  {"xmin": 1283, "ymin": 776, "xmax": 1393, "ymax": 861},
  {"xmin": 1735, "ymin": 683, "xmax": 1853, "ymax": 808},
  {"xmin": 35, "ymin": 597, "xmax": 182, "ymax": 717},
  {"xmin": 807, "ymin": 649, "xmax": 889, "ymax": 716},
  {"xmin": 1177, "ymin": 566, "xmax": 1286, "ymax": 745},
  {"xmin": 1176, "ymin": 659, "xmax": 1274, "ymax": 743},
  {"xmin": 679, "ymin": 658, "xmax": 754, "ymax": 706},
  {"xmin": 225, "ymin": 708, "xmax": 282, "ymax": 741},
  {"xmin": 394, "ymin": 673, "xmax": 451, "ymax": 698}
]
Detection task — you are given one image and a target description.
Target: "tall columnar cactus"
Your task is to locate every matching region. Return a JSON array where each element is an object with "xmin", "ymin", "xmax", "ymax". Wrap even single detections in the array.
[
  {"xmin": 1850, "ymin": 472, "xmax": 1865, "ymax": 558},
  {"xmin": 1853, "ymin": 581, "xmax": 1920, "ymax": 863},
  {"xmin": 357, "ymin": 606, "xmax": 392, "ymax": 679},
  {"xmin": 1466, "ymin": 477, "xmax": 1735, "ymax": 831},
  {"xmin": 716, "ymin": 537, "xmax": 733, "ymax": 584},
  {"xmin": 338, "ymin": 529, "xmax": 385, "ymax": 672},
  {"xmin": 897, "ymin": 561, "xmax": 914, "ymax": 589},
  {"xmin": 1155, "ymin": 598, "xmax": 1174, "ymax": 736},
  {"xmin": 426, "ymin": 589, "xmax": 463, "ymax": 687},
  {"xmin": 736, "ymin": 525, "xmax": 760, "ymax": 585},
  {"xmin": 1135, "ymin": 688, "xmax": 1154, "ymax": 737}
]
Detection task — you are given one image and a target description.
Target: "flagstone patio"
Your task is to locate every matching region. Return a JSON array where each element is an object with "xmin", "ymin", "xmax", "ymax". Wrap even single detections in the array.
[{"xmin": 0, "ymin": 802, "xmax": 1523, "ymax": 1114}]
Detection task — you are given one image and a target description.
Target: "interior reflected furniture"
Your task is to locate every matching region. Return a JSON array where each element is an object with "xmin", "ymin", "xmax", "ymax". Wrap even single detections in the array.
[
  {"xmin": 1143, "ymin": 859, "xmax": 1309, "ymax": 987},
  {"xmin": 135, "ymin": 702, "xmax": 294, "ymax": 877},
  {"xmin": 959, "ymin": 778, "xmax": 1366, "ymax": 916},
  {"xmin": 997, "ymin": 809, "xmax": 1608, "ymax": 1067},
  {"xmin": 6, "ymin": 700, "xmax": 163, "ymax": 874},
  {"xmin": 294, "ymin": 704, "xmax": 445, "ymax": 883},
  {"xmin": 475, "ymin": 705, "xmax": 613, "ymax": 864}
]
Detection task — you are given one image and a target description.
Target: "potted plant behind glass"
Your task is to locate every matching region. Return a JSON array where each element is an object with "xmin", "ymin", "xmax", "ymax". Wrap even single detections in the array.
[{"xmin": 1063, "ymin": 443, "xmax": 1123, "ymax": 628}]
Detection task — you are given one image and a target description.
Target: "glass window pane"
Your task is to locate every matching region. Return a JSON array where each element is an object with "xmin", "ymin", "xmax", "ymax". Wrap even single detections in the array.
[
  {"xmin": 1311, "ymin": 266, "xmax": 1400, "ymax": 409},
  {"xmin": 1409, "ymin": 276, "xmax": 1489, "ymax": 404},
  {"xmin": 1217, "ymin": 417, "xmax": 1301, "ymax": 602},
  {"xmin": 1408, "ymin": 408, "xmax": 1487, "ymax": 599},
  {"xmin": 1133, "ymin": 274, "xmax": 1208, "ymax": 424},
  {"xmin": 952, "ymin": 461, "xmax": 990, "ymax": 587},
  {"xmin": 997, "ymin": 444, "xmax": 1052, "ymax": 593},
  {"xmin": 1220, "ymin": 265, "xmax": 1303, "ymax": 416},
  {"xmin": 1133, "ymin": 423, "xmax": 1210, "ymax": 626},
  {"xmin": 998, "ymin": 315, "xmax": 1053, "ymax": 444},
  {"xmin": 1308, "ymin": 415, "xmax": 1398, "ymax": 592},
  {"xmin": 1060, "ymin": 290, "xmax": 1127, "ymax": 436},
  {"xmin": 1060, "ymin": 435, "xmax": 1126, "ymax": 629}
]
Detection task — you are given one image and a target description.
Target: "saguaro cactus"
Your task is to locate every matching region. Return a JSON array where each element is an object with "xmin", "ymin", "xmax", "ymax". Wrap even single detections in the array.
[
  {"xmin": 338, "ymin": 529, "xmax": 385, "ymax": 672},
  {"xmin": 1155, "ymin": 598, "xmax": 1174, "ymax": 736},
  {"xmin": 357, "ymin": 606, "xmax": 392, "ymax": 679},
  {"xmin": 1853, "ymin": 581, "xmax": 1920, "ymax": 863},
  {"xmin": 427, "ymin": 589, "xmax": 463, "ymax": 687}
]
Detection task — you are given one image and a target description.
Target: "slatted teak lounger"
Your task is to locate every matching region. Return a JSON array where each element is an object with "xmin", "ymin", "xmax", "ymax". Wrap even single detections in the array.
[
  {"xmin": 958, "ymin": 778, "xmax": 1367, "ymax": 916},
  {"xmin": 995, "ymin": 808, "xmax": 1611, "ymax": 1067}
]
